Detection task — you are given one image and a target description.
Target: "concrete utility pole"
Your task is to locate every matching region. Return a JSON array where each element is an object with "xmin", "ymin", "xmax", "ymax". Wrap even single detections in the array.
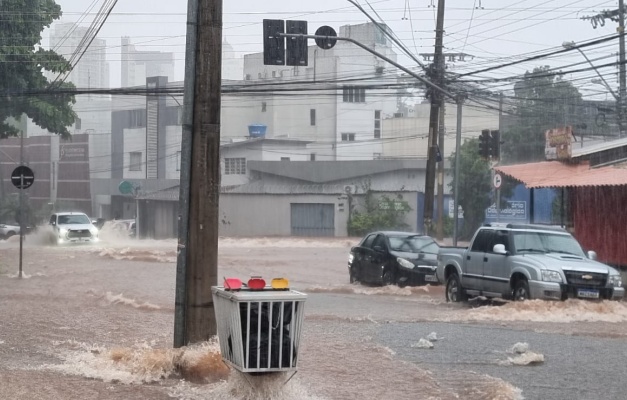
[
  {"xmin": 581, "ymin": 3, "xmax": 627, "ymax": 136},
  {"xmin": 435, "ymin": 102, "xmax": 445, "ymax": 241},
  {"xmin": 423, "ymin": 0, "xmax": 445, "ymax": 236},
  {"xmin": 619, "ymin": 0, "xmax": 626, "ymax": 126},
  {"xmin": 174, "ymin": 0, "xmax": 223, "ymax": 347}
]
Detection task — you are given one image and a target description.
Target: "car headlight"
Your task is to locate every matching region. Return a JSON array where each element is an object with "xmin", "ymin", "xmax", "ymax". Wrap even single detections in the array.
[
  {"xmin": 90, "ymin": 227, "xmax": 99, "ymax": 235},
  {"xmin": 397, "ymin": 257, "xmax": 414, "ymax": 270},
  {"xmin": 541, "ymin": 270, "xmax": 563, "ymax": 283},
  {"xmin": 609, "ymin": 275, "xmax": 623, "ymax": 287},
  {"xmin": 348, "ymin": 253, "xmax": 354, "ymax": 264},
  {"xmin": 59, "ymin": 228, "xmax": 69, "ymax": 235}
]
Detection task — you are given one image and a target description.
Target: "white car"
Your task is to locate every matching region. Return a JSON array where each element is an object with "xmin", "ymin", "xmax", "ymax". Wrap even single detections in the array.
[
  {"xmin": 0, "ymin": 223, "xmax": 20, "ymax": 239},
  {"xmin": 49, "ymin": 212, "xmax": 99, "ymax": 244}
]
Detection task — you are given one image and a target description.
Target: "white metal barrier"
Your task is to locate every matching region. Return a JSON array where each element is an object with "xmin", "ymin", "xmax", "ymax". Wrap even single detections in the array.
[{"xmin": 212, "ymin": 286, "xmax": 307, "ymax": 373}]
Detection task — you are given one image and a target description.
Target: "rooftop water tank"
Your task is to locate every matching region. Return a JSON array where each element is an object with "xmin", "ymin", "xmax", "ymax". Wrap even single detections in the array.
[{"xmin": 248, "ymin": 124, "xmax": 267, "ymax": 138}]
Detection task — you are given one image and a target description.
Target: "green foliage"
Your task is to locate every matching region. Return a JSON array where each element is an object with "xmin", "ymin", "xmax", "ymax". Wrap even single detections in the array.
[
  {"xmin": 0, "ymin": 0, "xmax": 76, "ymax": 138},
  {"xmin": 448, "ymin": 139, "xmax": 515, "ymax": 240},
  {"xmin": 502, "ymin": 66, "xmax": 583, "ymax": 163},
  {"xmin": 348, "ymin": 182, "xmax": 412, "ymax": 237},
  {"xmin": 0, "ymin": 194, "xmax": 37, "ymax": 226}
]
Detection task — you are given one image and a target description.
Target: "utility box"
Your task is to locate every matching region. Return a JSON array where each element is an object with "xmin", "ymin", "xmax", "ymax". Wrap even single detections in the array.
[{"xmin": 212, "ymin": 286, "xmax": 307, "ymax": 373}]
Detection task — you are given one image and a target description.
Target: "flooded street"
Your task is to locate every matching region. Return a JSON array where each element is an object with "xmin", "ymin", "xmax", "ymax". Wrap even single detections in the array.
[{"xmin": 1, "ymin": 234, "xmax": 626, "ymax": 399}]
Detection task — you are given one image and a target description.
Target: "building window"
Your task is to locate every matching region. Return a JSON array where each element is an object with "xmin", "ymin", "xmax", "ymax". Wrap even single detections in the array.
[
  {"xmin": 129, "ymin": 109, "xmax": 146, "ymax": 128},
  {"xmin": 281, "ymin": 157, "xmax": 290, "ymax": 161},
  {"xmin": 75, "ymin": 117, "xmax": 82, "ymax": 130},
  {"xmin": 374, "ymin": 110, "xmax": 381, "ymax": 139},
  {"xmin": 129, "ymin": 152, "xmax": 142, "ymax": 171},
  {"xmin": 176, "ymin": 151, "xmax": 181, "ymax": 171},
  {"xmin": 245, "ymin": 74, "xmax": 251, "ymax": 80},
  {"xmin": 224, "ymin": 157, "xmax": 246, "ymax": 175},
  {"xmin": 272, "ymin": 71, "xmax": 277, "ymax": 78},
  {"xmin": 342, "ymin": 86, "xmax": 366, "ymax": 103},
  {"xmin": 310, "ymin": 109, "xmax": 316, "ymax": 126},
  {"xmin": 341, "ymin": 133, "xmax": 356, "ymax": 142},
  {"xmin": 262, "ymin": 102, "xmax": 267, "ymax": 112},
  {"xmin": 310, "ymin": 153, "xmax": 316, "ymax": 161}
]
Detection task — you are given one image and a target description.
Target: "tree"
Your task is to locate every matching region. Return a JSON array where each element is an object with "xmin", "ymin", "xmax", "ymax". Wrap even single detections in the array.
[
  {"xmin": 502, "ymin": 66, "xmax": 583, "ymax": 164},
  {"xmin": 0, "ymin": 0, "xmax": 76, "ymax": 138},
  {"xmin": 348, "ymin": 181, "xmax": 412, "ymax": 237},
  {"xmin": 448, "ymin": 139, "xmax": 514, "ymax": 240}
]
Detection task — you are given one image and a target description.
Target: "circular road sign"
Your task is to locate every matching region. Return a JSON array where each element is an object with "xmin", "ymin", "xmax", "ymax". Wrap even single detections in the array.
[
  {"xmin": 315, "ymin": 26, "xmax": 338, "ymax": 50},
  {"xmin": 118, "ymin": 180, "xmax": 134, "ymax": 195},
  {"xmin": 11, "ymin": 165, "xmax": 34, "ymax": 190},
  {"xmin": 493, "ymin": 173, "xmax": 503, "ymax": 189}
]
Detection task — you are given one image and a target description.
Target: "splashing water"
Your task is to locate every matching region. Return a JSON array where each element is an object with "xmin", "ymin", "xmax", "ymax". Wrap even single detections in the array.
[
  {"xmin": 42, "ymin": 339, "xmax": 229, "ymax": 385},
  {"xmin": 103, "ymin": 292, "xmax": 162, "ymax": 311},
  {"xmin": 305, "ymin": 284, "xmax": 430, "ymax": 297},
  {"xmin": 449, "ymin": 299, "xmax": 627, "ymax": 323},
  {"xmin": 168, "ymin": 371, "xmax": 324, "ymax": 400}
]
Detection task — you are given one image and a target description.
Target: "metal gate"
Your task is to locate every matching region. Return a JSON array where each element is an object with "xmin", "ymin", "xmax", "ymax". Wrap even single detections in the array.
[{"xmin": 290, "ymin": 203, "xmax": 335, "ymax": 237}]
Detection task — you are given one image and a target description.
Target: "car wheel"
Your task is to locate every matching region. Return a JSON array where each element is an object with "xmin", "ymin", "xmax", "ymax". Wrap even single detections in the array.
[
  {"xmin": 513, "ymin": 279, "xmax": 530, "ymax": 301},
  {"xmin": 381, "ymin": 269, "xmax": 394, "ymax": 286},
  {"xmin": 6, "ymin": 231, "xmax": 15, "ymax": 238},
  {"xmin": 446, "ymin": 273, "xmax": 466, "ymax": 302}
]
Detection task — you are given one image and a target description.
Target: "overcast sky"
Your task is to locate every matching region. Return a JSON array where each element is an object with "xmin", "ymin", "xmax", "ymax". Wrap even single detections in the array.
[{"xmin": 50, "ymin": 0, "xmax": 623, "ymax": 99}]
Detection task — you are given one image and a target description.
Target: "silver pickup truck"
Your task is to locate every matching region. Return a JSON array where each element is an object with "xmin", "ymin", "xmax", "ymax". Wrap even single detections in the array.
[{"xmin": 437, "ymin": 224, "xmax": 624, "ymax": 302}]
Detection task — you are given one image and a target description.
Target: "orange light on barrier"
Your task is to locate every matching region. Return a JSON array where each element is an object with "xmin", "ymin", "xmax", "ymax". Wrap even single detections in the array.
[{"xmin": 271, "ymin": 278, "xmax": 289, "ymax": 290}]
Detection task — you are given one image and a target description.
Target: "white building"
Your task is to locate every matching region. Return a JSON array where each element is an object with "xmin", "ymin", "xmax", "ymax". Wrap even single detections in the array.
[
  {"xmin": 235, "ymin": 22, "xmax": 401, "ymax": 160},
  {"xmin": 25, "ymin": 23, "xmax": 114, "ymax": 137},
  {"xmin": 222, "ymin": 39, "xmax": 244, "ymax": 81},
  {"xmin": 121, "ymin": 37, "xmax": 175, "ymax": 88},
  {"xmin": 49, "ymin": 23, "xmax": 109, "ymax": 90},
  {"xmin": 382, "ymin": 101, "xmax": 500, "ymax": 159}
]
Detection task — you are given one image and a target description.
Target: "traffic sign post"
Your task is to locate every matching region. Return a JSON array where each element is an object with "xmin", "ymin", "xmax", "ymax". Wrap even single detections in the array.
[
  {"xmin": 11, "ymin": 165, "xmax": 35, "ymax": 279},
  {"xmin": 11, "ymin": 166, "xmax": 34, "ymax": 189},
  {"xmin": 493, "ymin": 172, "xmax": 502, "ymax": 222}
]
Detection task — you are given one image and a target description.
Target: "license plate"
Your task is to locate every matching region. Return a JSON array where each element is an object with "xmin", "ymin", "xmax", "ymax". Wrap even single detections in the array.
[
  {"xmin": 425, "ymin": 275, "xmax": 438, "ymax": 283},
  {"xmin": 578, "ymin": 289, "xmax": 599, "ymax": 299}
]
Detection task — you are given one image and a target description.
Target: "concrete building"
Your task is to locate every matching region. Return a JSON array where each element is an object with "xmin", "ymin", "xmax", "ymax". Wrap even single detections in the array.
[
  {"xmin": 0, "ymin": 134, "xmax": 92, "ymax": 218},
  {"xmin": 31, "ymin": 23, "xmax": 113, "ymax": 136},
  {"xmin": 382, "ymin": 101, "xmax": 500, "ymax": 159},
  {"xmin": 121, "ymin": 37, "xmax": 175, "ymax": 88},
  {"xmin": 136, "ymin": 160, "xmax": 434, "ymax": 239},
  {"xmin": 237, "ymin": 22, "xmax": 401, "ymax": 160},
  {"xmin": 222, "ymin": 39, "xmax": 244, "ymax": 81},
  {"xmin": 50, "ymin": 23, "xmax": 109, "ymax": 90}
]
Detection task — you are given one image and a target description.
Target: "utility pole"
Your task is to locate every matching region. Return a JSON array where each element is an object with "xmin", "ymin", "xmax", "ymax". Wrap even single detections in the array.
[
  {"xmin": 435, "ymin": 102, "xmax": 445, "ymax": 241},
  {"xmin": 174, "ymin": 0, "xmax": 223, "ymax": 347},
  {"xmin": 423, "ymin": 0, "xmax": 445, "ymax": 236},
  {"xmin": 619, "ymin": 0, "xmax": 626, "ymax": 130},
  {"xmin": 581, "ymin": 3, "xmax": 627, "ymax": 136}
]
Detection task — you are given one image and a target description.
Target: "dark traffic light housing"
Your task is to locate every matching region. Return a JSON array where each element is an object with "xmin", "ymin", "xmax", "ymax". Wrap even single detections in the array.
[
  {"xmin": 263, "ymin": 19, "xmax": 308, "ymax": 66},
  {"xmin": 479, "ymin": 129, "xmax": 490, "ymax": 159},
  {"xmin": 479, "ymin": 129, "xmax": 500, "ymax": 160},
  {"xmin": 490, "ymin": 130, "xmax": 500, "ymax": 161}
]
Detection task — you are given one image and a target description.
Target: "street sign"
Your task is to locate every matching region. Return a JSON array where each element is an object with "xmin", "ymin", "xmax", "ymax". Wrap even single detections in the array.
[
  {"xmin": 315, "ymin": 26, "xmax": 337, "ymax": 49},
  {"xmin": 493, "ymin": 173, "xmax": 502, "ymax": 189},
  {"xmin": 11, "ymin": 165, "xmax": 34, "ymax": 189}
]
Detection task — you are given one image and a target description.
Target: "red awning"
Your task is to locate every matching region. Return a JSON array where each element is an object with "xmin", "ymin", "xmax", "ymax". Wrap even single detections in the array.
[{"xmin": 494, "ymin": 161, "xmax": 627, "ymax": 188}]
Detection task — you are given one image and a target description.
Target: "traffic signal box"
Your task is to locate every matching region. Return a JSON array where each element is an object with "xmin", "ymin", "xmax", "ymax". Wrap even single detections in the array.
[{"xmin": 479, "ymin": 129, "xmax": 500, "ymax": 160}]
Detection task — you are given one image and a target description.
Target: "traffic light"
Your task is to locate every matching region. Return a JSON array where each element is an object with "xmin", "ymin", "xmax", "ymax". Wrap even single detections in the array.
[
  {"xmin": 286, "ymin": 20, "xmax": 308, "ymax": 66},
  {"xmin": 263, "ymin": 19, "xmax": 285, "ymax": 66},
  {"xmin": 479, "ymin": 129, "xmax": 490, "ymax": 159},
  {"xmin": 263, "ymin": 19, "xmax": 309, "ymax": 66},
  {"xmin": 490, "ymin": 130, "xmax": 500, "ymax": 160}
]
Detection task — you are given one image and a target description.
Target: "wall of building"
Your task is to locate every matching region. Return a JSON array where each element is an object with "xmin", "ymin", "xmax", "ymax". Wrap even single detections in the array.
[
  {"xmin": 382, "ymin": 102, "xmax": 500, "ymax": 159},
  {"xmin": 219, "ymin": 193, "xmax": 350, "ymax": 236}
]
